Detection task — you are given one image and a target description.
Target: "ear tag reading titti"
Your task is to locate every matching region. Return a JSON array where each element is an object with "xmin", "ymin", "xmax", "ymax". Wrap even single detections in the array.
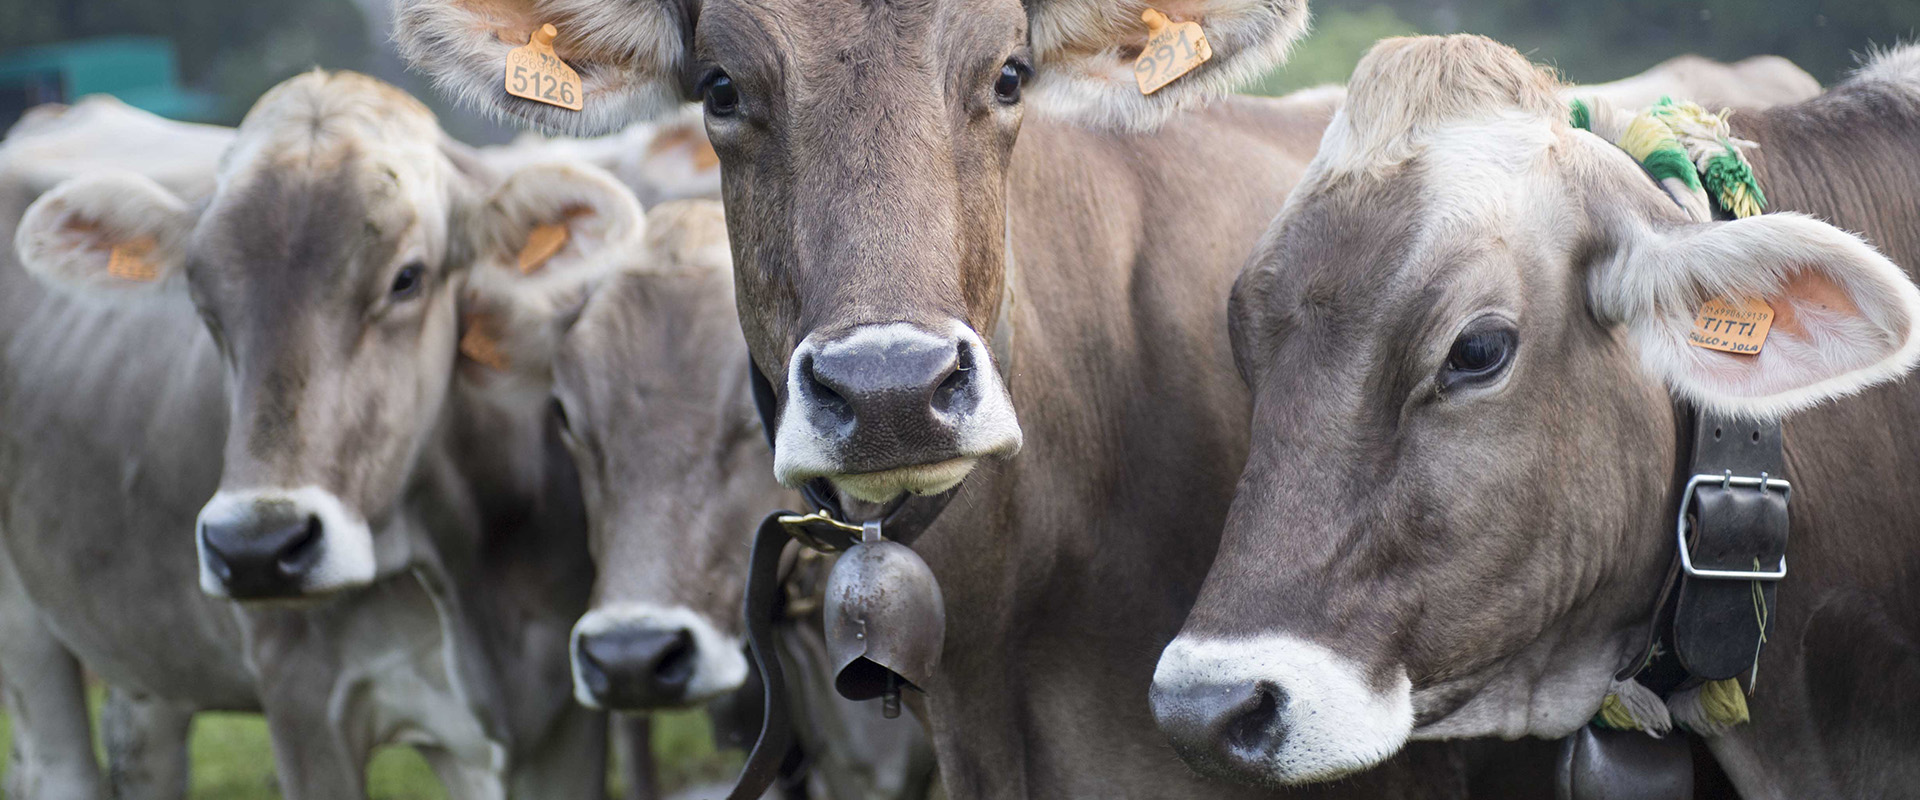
[
  {"xmin": 1135, "ymin": 8, "xmax": 1213, "ymax": 96},
  {"xmin": 504, "ymin": 24, "xmax": 583, "ymax": 111},
  {"xmin": 460, "ymin": 315, "xmax": 511, "ymax": 371},
  {"xmin": 1688, "ymin": 296, "xmax": 1774, "ymax": 355},
  {"xmin": 518, "ymin": 222, "xmax": 568, "ymax": 274},
  {"xmin": 107, "ymin": 238, "xmax": 159, "ymax": 282}
]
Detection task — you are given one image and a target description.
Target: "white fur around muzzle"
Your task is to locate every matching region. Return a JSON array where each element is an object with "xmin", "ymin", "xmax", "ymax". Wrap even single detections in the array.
[
  {"xmin": 568, "ymin": 603, "xmax": 749, "ymax": 710},
  {"xmin": 194, "ymin": 486, "xmax": 376, "ymax": 597},
  {"xmin": 1153, "ymin": 633, "xmax": 1415, "ymax": 783},
  {"xmin": 773, "ymin": 320, "xmax": 1021, "ymax": 501}
]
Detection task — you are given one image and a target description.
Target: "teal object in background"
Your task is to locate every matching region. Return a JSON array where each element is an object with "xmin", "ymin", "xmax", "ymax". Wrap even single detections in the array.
[{"xmin": 0, "ymin": 36, "xmax": 222, "ymax": 126}]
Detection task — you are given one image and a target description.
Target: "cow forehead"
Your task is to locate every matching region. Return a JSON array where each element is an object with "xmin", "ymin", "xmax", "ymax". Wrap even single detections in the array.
[
  {"xmin": 705, "ymin": 0, "xmax": 1023, "ymax": 86},
  {"xmin": 214, "ymin": 72, "xmax": 451, "ymax": 250}
]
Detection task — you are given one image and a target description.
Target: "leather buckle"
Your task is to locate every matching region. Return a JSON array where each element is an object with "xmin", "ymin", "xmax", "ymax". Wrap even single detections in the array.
[{"xmin": 1676, "ymin": 471, "xmax": 1789, "ymax": 580}]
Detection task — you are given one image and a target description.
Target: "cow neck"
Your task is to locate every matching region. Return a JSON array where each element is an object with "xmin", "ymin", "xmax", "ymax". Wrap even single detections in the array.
[{"xmin": 1578, "ymin": 94, "xmax": 1791, "ymax": 745}]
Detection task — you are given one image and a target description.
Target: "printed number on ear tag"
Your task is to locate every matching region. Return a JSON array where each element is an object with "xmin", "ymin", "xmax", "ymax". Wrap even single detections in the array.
[
  {"xmin": 518, "ymin": 223, "xmax": 568, "ymax": 274},
  {"xmin": 504, "ymin": 24, "xmax": 583, "ymax": 111},
  {"xmin": 108, "ymin": 238, "xmax": 159, "ymax": 282},
  {"xmin": 1688, "ymin": 296, "xmax": 1774, "ymax": 355},
  {"xmin": 1134, "ymin": 8, "xmax": 1212, "ymax": 96}
]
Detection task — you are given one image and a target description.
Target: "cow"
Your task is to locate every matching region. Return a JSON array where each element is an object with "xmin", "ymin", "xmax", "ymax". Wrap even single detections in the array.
[
  {"xmin": 1149, "ymin": 34, "xmax": 1920, "ymax": 799},
  {"xmin": 1568, "ymin": 53, "xmax": 1821, "ymax": 111},
  {"xmin": 462, "ymin": 196, "xmax": 939, "ymax": 798},
  {"xmin": 1, "ymin": 71, "xmax": 646, "ymax": 799},
  {"xmin": 387, "ymin": 0, "xmax": 1575, "ymax": 796}
]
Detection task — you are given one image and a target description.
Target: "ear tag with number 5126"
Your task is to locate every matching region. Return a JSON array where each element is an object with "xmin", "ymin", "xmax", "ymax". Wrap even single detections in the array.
[
  {"xmin": 1134, "ymin": 8, "xmax": 1212, "ymax": 95},
  {"xmin": 505, "ymin": 24, "xmax": 583, "ymax": 111}
]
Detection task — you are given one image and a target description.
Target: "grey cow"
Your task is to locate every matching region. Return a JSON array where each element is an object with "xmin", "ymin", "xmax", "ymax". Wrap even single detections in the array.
[
  {"xmin": 2, "ymin": 71, "xmax": 627, "ymax": 799},
  {"xmin": 465, "ymin": 197, "xmax": 938, "ymax": 799},
  {"xmin": 1154, "ymin": 34, "xmax": 1920, "ymax": 798}
]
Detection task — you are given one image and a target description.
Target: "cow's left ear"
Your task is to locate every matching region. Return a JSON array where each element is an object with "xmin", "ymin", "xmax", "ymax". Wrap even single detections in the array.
[
  {"xmin": 1025, "ymin": 0, "xmax": 1309, "ymax": 130},
  {"xmin": 459, "ymin": 161, "xmax": 645, "ymax": 379},
  {"xmin": 1591, "ymin": 212, "xmax": 1920, "ymax": 418}
]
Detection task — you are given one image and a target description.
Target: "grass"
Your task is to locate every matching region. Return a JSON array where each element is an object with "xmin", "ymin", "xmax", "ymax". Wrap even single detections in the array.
[{"xmin": 0, "ymin": 689, "xmax": 738, "ymax": 799}]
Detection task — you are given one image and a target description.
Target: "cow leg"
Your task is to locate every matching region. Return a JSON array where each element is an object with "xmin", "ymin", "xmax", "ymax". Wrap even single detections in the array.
[
  {"xmin": 257, "ymin": 703, "xmax": 370, "ymax": 800},
  {"xmin": 506, "ymin": 702, "xmax": 608, "ymax": 800},
  {"xmin": 0, "ymin": 543, "xmax": 106, "ymax": 800},
  {"xmin": 415, "ymin": 745, "xmax": 508, "ymax": 800},
  {"xmin": 100, "ymin": 686, "xmax": 194, "ymax": 800},
  {"xmin": 613, "ymin": 714, "xmax": 658, "ymax": 800}
]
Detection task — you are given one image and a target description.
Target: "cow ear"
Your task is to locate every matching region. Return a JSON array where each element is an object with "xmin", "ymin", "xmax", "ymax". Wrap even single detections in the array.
[
  {"xmin": 1591, "ymin": 212, "xmax": 1920, "ymax": 418},
  {"xmin": 459, "ymin": 161, "xmax": 646, "ymax": 379},
  {"xmin": 394, "ymin": 0, "xmax": 697, "ymax": 136},
  {"xmin": 15, "ymin": 173, "xmax": 194, "ymax": 300},
  {"xmin": 1025, "ymin": 0, "xmax": 1309, "ymax": 130}
]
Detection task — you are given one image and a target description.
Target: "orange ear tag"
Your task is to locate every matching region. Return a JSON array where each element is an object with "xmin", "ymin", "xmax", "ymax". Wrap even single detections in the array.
[
  {"xmin": 504, "ymin": 24, "xmax": 584, "ymax": 111},
  {"xmin": 1134, "ymin": 8, "xmax": 1213, "ymax": 95},
  {"xmin": 518, "ymin": 222, "xmax": 569, "ymax": 274},
  {"xmin": 1687, "ymin": 296, "xmax": 1774, "ymax": 355},
  {"xmin": 107, "ymin": 238, "xmax": 160, "ymax": 282},
  {"xmin": 460, "ymin": 317, "xmax": 511, "ymax": 371}
]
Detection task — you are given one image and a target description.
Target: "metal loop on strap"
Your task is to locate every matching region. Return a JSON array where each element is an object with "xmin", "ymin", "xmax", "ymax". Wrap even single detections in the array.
[{"xmin": 1675, "ymin": 472, "xmax": 1791, "ymax": 580}]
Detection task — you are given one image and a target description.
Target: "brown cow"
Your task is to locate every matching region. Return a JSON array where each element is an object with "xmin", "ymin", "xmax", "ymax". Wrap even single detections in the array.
[
  {"xmin": 388, "ymin": 1, "xmax": 1559, "ymax": 797},
  {"xmin": 1151, "ymin": 35, "xmax": 1920, "ymax": 798}
]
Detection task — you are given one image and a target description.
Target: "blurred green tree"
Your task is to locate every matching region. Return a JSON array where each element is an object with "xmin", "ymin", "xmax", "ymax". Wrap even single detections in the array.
[{"xmin": 0, "ymin": 0, "xmax": 372, "ymax": 123}]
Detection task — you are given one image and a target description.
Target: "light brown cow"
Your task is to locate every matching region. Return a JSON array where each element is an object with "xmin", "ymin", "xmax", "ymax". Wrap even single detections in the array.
[
  {"xmin": 4, "ymin": 72, "xmax": 641, "ymax": 799},
  {"xmin": 1151, "ymin": 35, "xmax": 1920, "ymax": 798},
  {"xmin": 392, "ymin": 1, "xmax": 1557, "ymax": 797}
]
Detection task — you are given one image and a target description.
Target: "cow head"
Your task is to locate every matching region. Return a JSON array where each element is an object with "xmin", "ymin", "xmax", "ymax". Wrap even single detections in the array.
[
  {"xmin": 1148, "ymin": 35, "xmax": 1920, "ymax": 785},
  {"xmin": 396, "ymin": 0, "xmax": 1309, "ymax": 510},
  {"xmin": 463, "ymin": 199, "xmax": 773, "ymax": 710},
  {"xmin": 14, "ymin": 71, "xmax": 643, "ymax": 600}
]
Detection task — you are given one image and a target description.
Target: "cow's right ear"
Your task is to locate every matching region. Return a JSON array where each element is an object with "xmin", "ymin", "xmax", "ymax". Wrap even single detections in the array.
[
  {"xmin": 458, "ymin": 161, "xmax": 646, "ymax": 381},
  {"xmin": 15, "ymin": 173, "xmax": 193, "ymax": 298},
  {"xmin": 394, "ymin": 0, "xmax": 697, "ymax": 136}
]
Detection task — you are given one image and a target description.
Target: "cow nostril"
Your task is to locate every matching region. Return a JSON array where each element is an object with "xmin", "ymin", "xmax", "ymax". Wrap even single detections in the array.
[
  {"xmin": 654, "ymin": 630, "xmax": 696, "ymax": 687},
  {"xmin": 276, "ymin": 515, "xmax": 323, "ymax": 574},
  {"xmin": 1224, "ymin": 681, "xmax": 1286, "ymax": 753},
  {"xmin": 801, "ymin": 353, "xmax": 853, "ymax": 419},
  {"xmin": 931, "ymin": 342, "xmax": 973, "ymax": 414}
]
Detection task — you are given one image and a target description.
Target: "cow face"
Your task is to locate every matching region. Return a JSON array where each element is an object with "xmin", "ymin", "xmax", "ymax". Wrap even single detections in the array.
[
  {"xmin": 395, "ymin": 0, "xmax": 1309, "ymax": 510},
  {"xmin": 15, "ymin": 71, "xmax": 639, "ymax": 600},
  {"xmin": 464, "ymin": 200, "xmax": 769, "ymax": 710},
  {"xmin": 1148, "ymin": 36, "xmax": 1920, "ymax": 785}
]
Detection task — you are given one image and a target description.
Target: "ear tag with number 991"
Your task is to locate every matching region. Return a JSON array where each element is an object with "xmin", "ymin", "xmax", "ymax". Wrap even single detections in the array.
[
  {"xmin": 1134, "ymin": 8, "xmax": 1212, "ymax": 95},
  {"xmin": 505, "ymin": 24, "xmax": 583, "ymax": 111}
]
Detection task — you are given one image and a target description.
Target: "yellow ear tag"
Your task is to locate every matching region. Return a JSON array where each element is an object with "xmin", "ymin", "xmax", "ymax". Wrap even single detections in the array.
[
  {"xmin": 1688, "ymin": 296, "xmax": 1774, "ymax": 355},
  {"xmin": 1134, "ymin": 8, "xmax": 1213, "ymax": 96},
  {"xmin": 518, "ymin": 222, "xmax": 569, "ymax": 274},
  {"xmin": 504, "ymin": 24, "xmax": 583, "ymax": 111},
  {"xmin": 107, "ymin": 237, "xmax": 159, "ymax": 282},
  {"xmin": 460, "ymin": 315, "xmax": 511, "ymax": 371}
]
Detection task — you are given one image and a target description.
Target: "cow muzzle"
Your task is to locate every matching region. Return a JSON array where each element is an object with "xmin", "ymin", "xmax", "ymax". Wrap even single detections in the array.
[
  {"xmin": 195, "ymin": 487, "xmax": 376, "ymax": 599},
  {"xmin": 1150, "ymin": 633, "xmax": 1414, "ymax": 785},
  {"xmin": 570, "ymin": 604, "xmax": 750, "ymax": 711},
  {"xmin": 774, "ymin": 321, "xmax": 1020, "ymax": 503}
]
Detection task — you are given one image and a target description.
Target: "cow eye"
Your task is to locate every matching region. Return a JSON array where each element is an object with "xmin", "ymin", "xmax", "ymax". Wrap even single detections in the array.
[
  {"xmin": 703, "ymin": 72, "xmax": 739, "ymax": 117},
  {"xmin": 1440, "ymin": 325, "xmax": 1517, "ymax": 390},
  {"xmin": 389, "ymin": 262, "xmax": 426, "ymax": 300},
  {"xmin": 994, "ymin": 62, "xmax": 1025, "ymax": 105}
]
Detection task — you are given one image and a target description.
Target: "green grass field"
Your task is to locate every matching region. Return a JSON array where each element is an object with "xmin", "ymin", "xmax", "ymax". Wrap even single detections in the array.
[{"xmin": 0, "ymin": 689, "xmax": 740, "ymax": 798}]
